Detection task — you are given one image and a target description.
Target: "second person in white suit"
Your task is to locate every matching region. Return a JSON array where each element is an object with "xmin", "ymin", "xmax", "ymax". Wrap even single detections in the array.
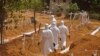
[{"xmin": 50, "ymin": 22, "xmax": 60, "ymax": 50}]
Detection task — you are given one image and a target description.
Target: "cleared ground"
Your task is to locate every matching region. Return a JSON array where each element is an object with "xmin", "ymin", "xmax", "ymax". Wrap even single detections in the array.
[{"xmin": 0, "ymin": 11, "xmax": 100, "ymax": 56}]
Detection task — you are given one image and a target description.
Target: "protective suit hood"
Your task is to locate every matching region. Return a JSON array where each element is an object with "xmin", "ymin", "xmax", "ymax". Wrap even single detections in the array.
[
  {"xmin": 51, "ymin": 22, "xmax": 56, "ymax": 27},
  {"xmin": 51, "ymin": 15, "xmax": 56, "ymax": 23},
  {"xmin": 45, "ymin": 23, "xmax": 49, "ymax": 30},
  {"xmin": 61, "ymin": 20, "xmax": 64, "ymax": 25}
]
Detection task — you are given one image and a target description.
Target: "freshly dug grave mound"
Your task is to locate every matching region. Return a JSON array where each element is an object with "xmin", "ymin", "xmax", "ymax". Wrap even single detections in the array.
[
  {"xmin": 49, "ymin": 34, "xmax": 100, "ymax": 56},
  {"xmin": 0, "ymin": 34, "xmax": 42, "ymax": 56},
  {"xmin": 48, "ymin": 21, "xmax": 100, "ymax": 56}
]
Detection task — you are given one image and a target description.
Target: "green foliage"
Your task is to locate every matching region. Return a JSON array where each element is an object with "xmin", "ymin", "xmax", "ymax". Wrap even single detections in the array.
[
  {"xmin": 4, "ymin": 0, "xmax": 43, "ymax": 11},
  {"xmin": 28, "ymin": 0, "xmax": 43, "ymax": 10},
  {"xmin": 68, "ymin": 3, "xmax": 79, "ymax": 12}
]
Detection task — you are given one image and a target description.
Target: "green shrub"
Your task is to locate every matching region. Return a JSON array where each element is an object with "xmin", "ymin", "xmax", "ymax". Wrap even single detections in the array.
[
  {"xmin": 67, "ymin": 3, "xmax": 79, "ymax": 13},
  {"xmin": 64, "ymin": 3, "xmax": 79, "ymax": 18}
]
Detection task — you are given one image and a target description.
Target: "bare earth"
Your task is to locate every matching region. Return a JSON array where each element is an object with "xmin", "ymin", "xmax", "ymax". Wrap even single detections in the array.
[{"xmin": 0, "ymin": 11, "xmax": 100, "ymax": 56}]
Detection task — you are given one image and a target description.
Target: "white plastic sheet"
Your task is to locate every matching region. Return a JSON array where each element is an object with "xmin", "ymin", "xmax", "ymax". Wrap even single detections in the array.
[{"xmin": 91, "ymin": 27, "xmax": 100, "ymax": 35}]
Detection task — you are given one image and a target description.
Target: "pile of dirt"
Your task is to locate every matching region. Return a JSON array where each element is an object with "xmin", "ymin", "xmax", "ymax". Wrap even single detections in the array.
[
  {"xmin": 0, "ymin": 34, "xmax": 42, "ymax": 56},
  {"xmin": 49, "ymin": 25, "xmax": 100, "ymax": 56},
  {"xmin": 50, "ymin": 35, "xmax": 100, "ymax": 56}
]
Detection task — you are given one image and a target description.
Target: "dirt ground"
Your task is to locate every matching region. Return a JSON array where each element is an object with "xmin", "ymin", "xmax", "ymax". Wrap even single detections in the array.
[{"xmin": 0, "ymin": 11, "xmax": 100, "ymax": 56}]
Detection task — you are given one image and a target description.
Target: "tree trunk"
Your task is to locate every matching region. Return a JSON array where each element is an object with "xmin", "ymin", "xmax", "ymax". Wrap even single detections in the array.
[
  {"xmin": 34, "ymin": 9, "xmax": 36, "ymax": 33},
  {"xmin": 0, "ymin": 0, "xmax": 7, "ymax": 44}
]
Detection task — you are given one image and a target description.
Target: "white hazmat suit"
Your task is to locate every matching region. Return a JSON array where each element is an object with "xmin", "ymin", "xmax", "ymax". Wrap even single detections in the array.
[
  {"xmin": 51, "ymin": 15, "xmax": 56, "ymax": 23},
  {"xmin": 59, "ymin": 20, "xmax": 69, "ymax": 50},
  {"xmin": 49, "ymin": 15, "xmax": 57, "ymax": 27},
  {"xmin": 50, "ymin": 22, "xmax": 60, "ymax": 50},
  {"xmin": 41, "ymin": 24, "xmax": 54, "ymax": 56}
]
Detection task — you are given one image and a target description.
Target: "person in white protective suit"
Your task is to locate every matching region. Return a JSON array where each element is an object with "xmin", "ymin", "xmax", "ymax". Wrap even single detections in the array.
[
  {"xmin": 49, "ymin": 15, "xmax": 57, "ymax": 27},
  {"xmin": 59, "ymin": 20, "xmax": 69, "ymax": 50},
  {"xmin": 50, "ymin": 22, "xmax": 60, "ymax": 50},
  {"xmin": 51, "ymin": 15, "xmax": 57, "ymax": 23},
  {"xmin": 41, "ymin": 24, "xmax": 54, "ymax": 56}
]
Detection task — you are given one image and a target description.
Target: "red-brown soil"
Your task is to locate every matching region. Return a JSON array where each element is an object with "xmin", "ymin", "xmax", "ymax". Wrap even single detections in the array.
[{"xmin": 0, "ymin": 11, "xmax": 100, "ymax": 56}]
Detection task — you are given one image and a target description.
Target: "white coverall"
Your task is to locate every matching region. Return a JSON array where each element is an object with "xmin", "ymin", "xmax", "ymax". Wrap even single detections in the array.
[
  {"xmin": 41, "ymin": 24, "xmax": 54, "ymax": 56},
  {"xmin": 49, "ymin": 15, "xmax": 57, "ymax": 27},
  {"xmin": 51, "ymin": 15, "xmax": 56, "ymax": 23},
  {"xmin": 50, "ymin": 22, "xmax": 60, "ymax": 50},
  {"xmin": 59, "ymin": 20, "xmax": 69, "ymax": 49}
]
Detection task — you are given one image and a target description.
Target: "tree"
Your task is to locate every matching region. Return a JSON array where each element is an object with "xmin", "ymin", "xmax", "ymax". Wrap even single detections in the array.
[
  {"xmin": 0, "ymin": 0, "xmax": 7, "ymax": 44},
  {"xmin": 27, "ymin": 0, "xmax": 43, "ymax": 33},
  {"xmin": 0, "ymin": 0, "xmax": 43, "ymax": 44}
]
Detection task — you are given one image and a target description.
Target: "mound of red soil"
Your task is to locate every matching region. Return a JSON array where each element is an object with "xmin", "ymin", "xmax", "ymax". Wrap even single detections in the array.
[{"xmin": 0, "ymin": 34, "xmax": 42, "ymax": 56}]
